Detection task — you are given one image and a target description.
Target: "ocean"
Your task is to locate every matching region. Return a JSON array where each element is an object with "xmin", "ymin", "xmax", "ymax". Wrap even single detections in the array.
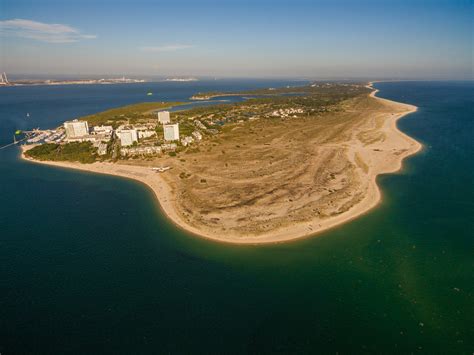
[{"xmin": 0, "ymin": 80, "xmax": 472, "ymax": 354}]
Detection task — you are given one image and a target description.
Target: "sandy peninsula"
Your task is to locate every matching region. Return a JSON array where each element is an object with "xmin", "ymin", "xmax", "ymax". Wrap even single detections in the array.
[{"xmin": 21, "ymin": 83, "xmax": 421, "ymax": 244}]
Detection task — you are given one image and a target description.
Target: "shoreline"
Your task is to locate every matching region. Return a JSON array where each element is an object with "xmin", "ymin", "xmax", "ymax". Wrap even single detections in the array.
[{"xmin": 20, "ymin": 83, "xmax": 422, "ymax": 244}]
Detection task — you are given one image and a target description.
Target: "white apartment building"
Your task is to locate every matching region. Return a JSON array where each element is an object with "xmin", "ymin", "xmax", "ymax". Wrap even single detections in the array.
[
  {"xmin": 64, "ymin": 120, "xmax": 89, "ymax": 138},
  {"xmin": 116, "ymin": 128, "xmax": 138, "ymax": 146},
  {"xmin": 158, "ymin": 111, "xmax": 171, "ymax": 124},
  {"xmin": 163, "ymin": 123, "xmax": 179, "ymax": 141}
]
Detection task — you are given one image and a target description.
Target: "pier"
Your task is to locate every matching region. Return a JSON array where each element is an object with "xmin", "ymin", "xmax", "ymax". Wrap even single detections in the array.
[{"xmin": 0, "ymin": 129, "xmax": 44, "ymax": 150}]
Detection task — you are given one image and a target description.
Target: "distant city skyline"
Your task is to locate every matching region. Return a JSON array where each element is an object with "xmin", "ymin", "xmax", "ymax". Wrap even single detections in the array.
[{"xmin": 1, "ymin": 0, "xmax": 472, "ymax": 79}]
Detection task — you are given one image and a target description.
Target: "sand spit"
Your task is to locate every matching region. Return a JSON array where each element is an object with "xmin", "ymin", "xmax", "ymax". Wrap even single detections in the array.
[{"xmin": 22, "ymin": 84, "xmax": 421, "ymax": 244}]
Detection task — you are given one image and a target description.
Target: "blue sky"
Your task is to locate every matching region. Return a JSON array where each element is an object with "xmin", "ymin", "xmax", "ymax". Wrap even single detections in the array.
[{"xmin": 0, "ymin": 0, "xmax": 472, "ymax": 79}]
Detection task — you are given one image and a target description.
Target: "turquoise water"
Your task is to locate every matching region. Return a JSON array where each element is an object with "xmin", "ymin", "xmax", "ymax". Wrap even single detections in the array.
[{"xmin": 0, "ymin": 80, "xmax": 472, "ymax": 354}]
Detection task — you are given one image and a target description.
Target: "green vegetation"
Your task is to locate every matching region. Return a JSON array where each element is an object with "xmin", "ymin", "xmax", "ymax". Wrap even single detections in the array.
[
  {"xmin": 176, "ymin": 83, "xmax": 370, "ymax": 127},
  {"xmin": 26, "ymin": 142, "xmax": 97, "ymax": 164},
  {"xmin": 178, "ymin": 121, "xmax": 195, "ymax": 136},
  {"xmin": 155, "ymin": 124, "xmax": 164, "ymax": 135},
  {"xmin": 191, "ymin": 82, "xmax": 369, "ymax": 100},
  {"xmin": 179, "ymin": 172, "xmax": 192, "ymax": 179},
  {"xmin": 79, "ymin": 101, "xmax": 184, "ymax": 128},
  {"xmin": 26, "ymin": 83, "xmax": 371, "ymax": 164}
]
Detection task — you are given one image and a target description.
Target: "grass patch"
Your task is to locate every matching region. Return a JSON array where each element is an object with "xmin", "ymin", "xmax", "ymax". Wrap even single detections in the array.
[
  {"xmin": 79, "ymin": 101, "xmax": 184, "ymax": 128},
  {"xmin": 26, "ymin": 142, "xmax": 97, "ymax": 164}
]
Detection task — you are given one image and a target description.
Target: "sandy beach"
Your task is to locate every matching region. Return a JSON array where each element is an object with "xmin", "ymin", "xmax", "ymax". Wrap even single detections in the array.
[{"xmin": 21, "ymin": 84, "xmax": 421, "ymax": 244}]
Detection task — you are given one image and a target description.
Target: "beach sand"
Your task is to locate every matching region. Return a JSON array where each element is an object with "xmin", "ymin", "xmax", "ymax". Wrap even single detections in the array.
[{"xmin": 21, "ymin": 84, "xmax": 421, "ymax": 244}]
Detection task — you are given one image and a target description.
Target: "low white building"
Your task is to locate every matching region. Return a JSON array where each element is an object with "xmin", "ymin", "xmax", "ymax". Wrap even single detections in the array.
[
  {"xmin": 181, "ymin": 136, "xmax": 194, "ymax": 147},
  {"xmin": 116, "ymin": 127, "xmax": 138, "ymax": 146},
  {"xmin": 161, "ymin": 143, "xmax": 177, "ymax": 151},
  {"xmin": 120, "ymin": 146, "xmax": 162, "ymax": 156},
  {"xmin": 66, "ymin": 135, "xmax": 101, "ymax": 143},
  {"xmin": 137, "ymin": 130, "xmax": 156, "ymax": 139},
  {"xmin": 92, "ymin": 125, "xmax": 113, "ymax": 134},
  {"xmin": 95, "ymin": 142, "xmax": 108, "ymax": 156},
  {"xmin": 192, "ymin": 131, "xmax": 202, "ymax": 141},
  {"xmin": 163, "ymin": 123, "xmax": 179, "ymax": 141},
  {"xmin": 194, "ymin": 120, "xmax": 207, "ymax": 130},
  {"xmin": 270, "ymin": 108, "xmax": 304, "ymax": 118},
  {"xmin": 64, "ymin": 120, "xmax": 89, "ymax": 138},
  {"xmin": 158, "ymin": 111, "xmax": 171, "ymax": 124}
]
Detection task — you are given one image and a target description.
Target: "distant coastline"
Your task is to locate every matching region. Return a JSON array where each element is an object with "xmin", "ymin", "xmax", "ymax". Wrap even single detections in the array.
[
  {"xmin": 164, "ymin": 78, "xmax": 198, "ymax": 82},
  {"xmin": 20, "ymin": 82, "xmax": 422, "ymax": 244},
  {"xmin": 0, "ymin": 76, "xmax": 202, "ymax": 87},
  {"xmin": 1, "ymin": 77, "xmax": 146, "ymax": 87}
]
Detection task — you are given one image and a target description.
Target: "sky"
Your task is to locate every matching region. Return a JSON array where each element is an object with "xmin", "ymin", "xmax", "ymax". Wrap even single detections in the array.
[{"xmin": 0, "ymin": 0, "xmax": 472, "ymax": 79}]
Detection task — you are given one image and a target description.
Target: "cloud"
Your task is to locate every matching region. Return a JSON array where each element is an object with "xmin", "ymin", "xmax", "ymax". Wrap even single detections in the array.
[
  {"xmin": 0, "ymin": 18, "xmax": 96, "ymax": 43},
  {"xmin": 140, "ymin": 44, "xmax": 195, "ymax": 52}
]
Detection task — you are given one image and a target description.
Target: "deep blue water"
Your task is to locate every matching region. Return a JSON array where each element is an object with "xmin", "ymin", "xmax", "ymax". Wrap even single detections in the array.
[{"xmin": 0, "ymin": 80, "xmax": 472, "ymax": 354}]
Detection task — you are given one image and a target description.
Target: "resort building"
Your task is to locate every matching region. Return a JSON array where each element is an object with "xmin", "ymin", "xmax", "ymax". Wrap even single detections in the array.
[
  {"xmin": 92, "ymin": 125, "xmax": 114, "ymax": 134},
  {"xmin": 192, "ymin": 131, "xmax": 202, "ymax": 141},
  {"xmin": 120, "ymin": 146, "xmax": 162, "ymax": 157},
  {"xmin": 137, "ymin": 130, "xmax": 156, "ymax": 139},
  {"xmin": 66, "ymin": 135, "xmax": 104, "ymax": 143},
  {"xmin": 95, "ymin": 142, "xmax": 108, "ymax": 156},
  {"xmin": 158, "ymin": 111, "xmax": 171, "ymax": 124},
  {"xmin": 64, "ymin": 120, "xmax": 89, "ymax": 138},
  {"xmin": 116, "ymin": 127, "xmax": 138, "ymax": 146},
  {"xmin": 270, "ymin": 108, "xmax": 305, "ymax": 118},
  {"xmin": 181, "ymin": 136, "xmax": 194, "ymax": 147},
  {"xmin": 194, "ymin": 120, "xmax": 207, "ymax": 130},
  {"xmin": 161, "ymin": 143, "xmax": 177, "ymax": 151},
  {"xmin": 163, "ymin": 123, "xmax": 180, "ymax": 141}
]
